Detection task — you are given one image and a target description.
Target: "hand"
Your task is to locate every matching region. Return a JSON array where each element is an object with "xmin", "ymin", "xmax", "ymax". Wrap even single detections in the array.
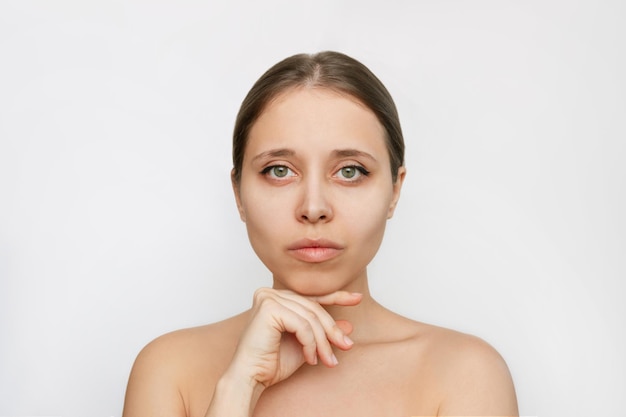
[{"xmin": 229, "ymin": 288, "xmax": 361, "ymax": 389}]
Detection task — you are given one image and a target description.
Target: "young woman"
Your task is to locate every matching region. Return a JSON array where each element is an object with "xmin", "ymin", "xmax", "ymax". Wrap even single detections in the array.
[{"xmin": 122, "ymin": 51, "xmax": 518, "ymax": 417}]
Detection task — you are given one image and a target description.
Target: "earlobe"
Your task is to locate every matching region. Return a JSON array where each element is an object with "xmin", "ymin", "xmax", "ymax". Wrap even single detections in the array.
[
  {"xmin": 231, "ymin": 169, "xmax": 246, "ymax": 222},
  {"xmin": 387, "ymin": 166, "xmax": 406, "ymax": 219}
]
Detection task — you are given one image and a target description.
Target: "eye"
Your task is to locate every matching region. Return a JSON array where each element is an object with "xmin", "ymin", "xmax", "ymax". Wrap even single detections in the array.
[
  {"xmin": 335, "ymin": 165, "xmax": 370, "ymax": 181},
  {"xmin": 262, "ymin": 165, "xmax": 296, "ymax": 179}
]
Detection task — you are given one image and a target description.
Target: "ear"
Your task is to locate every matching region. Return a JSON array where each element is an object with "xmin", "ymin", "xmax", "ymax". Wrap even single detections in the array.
[
  {"xmin": 387, "ymin": 166, "xmax": 406, "ymax": 219},
  {"xmin": 231, "ymin": 169, "xmax": 246, "ymax": 222}
]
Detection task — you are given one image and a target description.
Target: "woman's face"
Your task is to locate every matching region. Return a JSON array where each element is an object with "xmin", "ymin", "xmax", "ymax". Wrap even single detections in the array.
[{"xmin": 233, "ymin": 87, "xmax": 405, "ymax": 296}]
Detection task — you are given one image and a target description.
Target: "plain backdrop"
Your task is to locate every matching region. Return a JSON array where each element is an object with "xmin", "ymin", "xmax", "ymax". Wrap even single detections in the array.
[{"xmin": 1, "ymin": 1, "xmax": 624, "ymax": 416}]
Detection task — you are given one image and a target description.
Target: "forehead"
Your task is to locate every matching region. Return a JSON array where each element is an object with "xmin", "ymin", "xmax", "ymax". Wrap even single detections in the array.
[{"xmin": 246, "ymin": 87, "xmax": 387, "ymax": 157}]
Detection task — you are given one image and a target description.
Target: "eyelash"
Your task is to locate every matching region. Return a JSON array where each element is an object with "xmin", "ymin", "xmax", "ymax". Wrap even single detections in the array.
[
  {"xmin": 260, "ymin": 165, "xmax": 295, "ymax": 179},
  {"xmin": 260, "ymin": 164, "xmax": 370, "ymax": 182},
  {"xmin": 336, "ymin": 165, "xmax": 370, "ymax": 181}
]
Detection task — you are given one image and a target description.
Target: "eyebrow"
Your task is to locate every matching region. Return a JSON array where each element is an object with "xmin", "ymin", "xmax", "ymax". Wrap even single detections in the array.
[
  {"xmin": 250, "ymin": 147, "xmax": 378, "ymax": 163},
  {"xmin": 251, "ymin": 148, "xmax": 296, "ymax": 163},
  {"xmin": 332, "ymin": 149, "xmax": 377, "ymax": 162}
]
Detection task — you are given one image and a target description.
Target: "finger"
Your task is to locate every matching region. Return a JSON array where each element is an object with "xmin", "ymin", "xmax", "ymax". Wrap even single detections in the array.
[
  {"xmin": 256, "ymin": 293, "xmax": 337, "ymax": 366},
  {"xmin": 274, "ymin": 292, "xmax": 355, "ymax": 352},
  {"xmin": 252, "ymin": 290, "xmax": 319, "ymax": 365},
  {"xmin": 269, "ymin": 302, "xmax": 319, "ymax": 366},
  {"xmin": 308, "ymin": 291, "xmax": 363, "ymax": 307},
  {"xmin": 333, "ymin": 320, "xmax": 355, "ymax": 352},
  {"xmin": 270, "ymin": 289, "xmax": 362, "ymax": 307},
  {"xmin": 255, "ymin": 289, "xmax": 356, "ymax": 354},
  {"xmin": 272, "ymin": 296, "xmax": 340, "ymax": 367},
  {"xmin": 335, "ymin": 319, "xmax": 353, "ymax": 335}
]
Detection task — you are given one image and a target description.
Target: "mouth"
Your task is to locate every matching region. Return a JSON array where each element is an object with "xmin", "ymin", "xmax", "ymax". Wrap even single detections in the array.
[{"xmin": 287, "ymin": 238, "xmax": 344, "ymax": 263}]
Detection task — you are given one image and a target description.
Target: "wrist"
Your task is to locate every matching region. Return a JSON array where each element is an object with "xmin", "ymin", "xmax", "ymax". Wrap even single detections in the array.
[{"xmin": 207, "ymin": 367, "xmax": 266, "ymax": 417}]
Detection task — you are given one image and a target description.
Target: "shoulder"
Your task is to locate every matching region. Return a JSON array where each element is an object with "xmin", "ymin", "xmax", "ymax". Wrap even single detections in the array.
[
  {"xmin": 129, "ymin": 325, "xmax": 212, "ymax": 380},
  {"xmin": 122, "ymin": 313, "xmax": 248, "ymax": 417},
  {"xmin": 418, "ymin": 325, "xmax": 518, "ymax": 416}
]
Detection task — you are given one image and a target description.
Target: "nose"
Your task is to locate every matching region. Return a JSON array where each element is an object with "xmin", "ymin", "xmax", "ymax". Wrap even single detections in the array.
[{"xmin": 296, "ymin": 177, "xmax": 333, "ymax": 224}]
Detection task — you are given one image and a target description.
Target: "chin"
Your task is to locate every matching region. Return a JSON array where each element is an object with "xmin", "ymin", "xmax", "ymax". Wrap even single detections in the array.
[{"xmin": 271, "ymin": 268, "xmax": 363, "ymax": 296}]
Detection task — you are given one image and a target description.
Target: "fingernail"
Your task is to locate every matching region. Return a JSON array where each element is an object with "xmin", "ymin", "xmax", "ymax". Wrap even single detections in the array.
[
  {"xmin": 331, "ymin": 353, "xmax": 339, "ymax": 366},
  {"xmin": 343, "ymin": 335, "xmax": 354, "ymax": 346},
  {"xmin": 350, "ymin": 292, "xmax": 362, "ymax": 297}
]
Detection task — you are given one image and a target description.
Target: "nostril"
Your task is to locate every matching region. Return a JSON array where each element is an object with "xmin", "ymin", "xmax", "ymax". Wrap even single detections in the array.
[{"xmin": 300, "ymin": 213, "xmax": 327, "ymax": 222}]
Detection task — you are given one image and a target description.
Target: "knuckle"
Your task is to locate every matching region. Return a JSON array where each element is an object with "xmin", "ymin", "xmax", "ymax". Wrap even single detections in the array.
[
  {"xmin": 301, "ymin": 298, "xmax": 325, "ymax": 315},
  {"xmin": 295, "ymin": 318, "xmax": 315, "ymax": 339},
  {"xmin": 304, "ymin": 309, "xmax": 318, "ymax": 322},
  {"xmin": 332, "ymin": 324, "xmax": 344, "ymax": 338},
  {"xmin": 299, "ymin": 316, "xmax": 313, "ymax": 331},
  {"xmin": 253, "ymin": 287, "xmax": 271, "ymax": 304},
  {"xmin": 252, "ymin": 290, "xmax": 281, "ymax": 315}
]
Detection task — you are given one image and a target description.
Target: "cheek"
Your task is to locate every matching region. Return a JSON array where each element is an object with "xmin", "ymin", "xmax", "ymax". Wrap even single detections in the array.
[
  {"xmin": 239, "ymin": 179, "xmax": 394, "ymax": 262},
  {"xmin": 340, "ymin": 187, "xmax": 393, "ymax": 238},
  {"xmin": 239, "ymin": 187, "xmax": 289, "ymax": 254},
  {"xmin": 346, "ymin": 202, "xmax": 389, "ymax": 237}
]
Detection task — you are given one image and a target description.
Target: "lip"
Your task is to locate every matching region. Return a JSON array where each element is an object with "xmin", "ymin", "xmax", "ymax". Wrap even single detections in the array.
[{"xmin": 287, "ymin": 238, "xmax": 344, "ymax": 263}]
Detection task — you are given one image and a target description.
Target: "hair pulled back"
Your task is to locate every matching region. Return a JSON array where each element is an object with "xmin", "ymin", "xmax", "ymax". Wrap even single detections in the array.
[{"xmin": 232, "ymin": 51, "xmax": 405, "ymax": 183}]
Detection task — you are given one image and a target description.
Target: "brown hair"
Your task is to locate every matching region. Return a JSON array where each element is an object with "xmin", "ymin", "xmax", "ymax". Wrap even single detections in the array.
[{"xmin": 232, "ymin": 51, "xmax": 405, "ymax": 183}]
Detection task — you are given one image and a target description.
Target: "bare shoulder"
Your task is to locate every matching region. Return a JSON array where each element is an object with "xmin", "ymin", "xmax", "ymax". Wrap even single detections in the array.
[
  {"xmin": 412, "ymin": 322, "xmax": 519, "ymax": 416},
  {"xmin": 122, "ymin": 312, "xmax": 248, "ymax": 417}
]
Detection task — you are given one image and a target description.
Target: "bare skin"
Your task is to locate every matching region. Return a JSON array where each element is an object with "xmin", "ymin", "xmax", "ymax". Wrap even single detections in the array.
[
  {"xmin": 123, "ymin": 289, "xmax": 517, "ymax": 416},
  {"xmin": 122, "ymin": 87, "xmax": 518, "ymax": 416}
]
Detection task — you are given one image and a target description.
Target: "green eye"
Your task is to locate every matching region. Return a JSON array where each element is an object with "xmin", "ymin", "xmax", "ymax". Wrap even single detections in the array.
[
  {"xmin": 340, "ymin": 166, "xmax": 357, "ymax": 179},
  {"xmin": 336, "ymin": 165, "xmax": 370, "ymax": 181},
  {"xmin": 272, "ymin": 166, "xmax": 289, "ymax": 177},
  {"xmin": 262, "ymin": 165, "xmax": 294, "ymax": 178}
]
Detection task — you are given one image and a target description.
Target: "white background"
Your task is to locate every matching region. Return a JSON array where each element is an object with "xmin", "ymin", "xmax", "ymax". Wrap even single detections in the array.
[{"xmin": 1, "ymin": 1, "xmax": 624, "ymax": 416}]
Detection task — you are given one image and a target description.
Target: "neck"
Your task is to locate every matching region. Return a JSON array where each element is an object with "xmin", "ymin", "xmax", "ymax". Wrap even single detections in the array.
[
  {"xmin": 324, "ymin": 285, "xmax": 385, "ymax": 343},
  {"xmin": 271, "ymin": 270, "xmax": 391, "ymax": 343}
]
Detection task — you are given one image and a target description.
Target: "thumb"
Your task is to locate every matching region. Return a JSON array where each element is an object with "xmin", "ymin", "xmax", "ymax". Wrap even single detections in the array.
[{"xmin": 335, "ymin": 319, "xmax": 354, "ymax": 336}]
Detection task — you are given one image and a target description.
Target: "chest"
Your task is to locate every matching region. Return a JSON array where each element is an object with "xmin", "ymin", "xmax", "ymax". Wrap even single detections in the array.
[{"xmin": 252, "ymin": 345, "xmax": 440, "ymax": 417}]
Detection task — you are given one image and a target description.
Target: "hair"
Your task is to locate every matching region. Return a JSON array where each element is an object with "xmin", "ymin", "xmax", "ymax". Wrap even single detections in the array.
[{"xmin": 232, "ymin": 51, "xmax": 405, "ymax": 184}]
